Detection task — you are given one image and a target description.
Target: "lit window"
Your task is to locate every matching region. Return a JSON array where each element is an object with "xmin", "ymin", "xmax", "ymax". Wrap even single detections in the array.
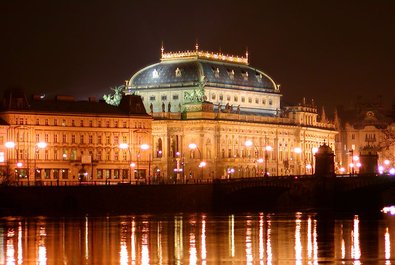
[
  {"xmin": 175, "ymin": 67, "xmax": 182, "ymax": 77},
  {"xmin": 0, "ymin": 152, "xmax": 4, "ymax": 162},
  {"xmin": 152, "ymin": 69, "xmax": 159, "ymax": 78}
]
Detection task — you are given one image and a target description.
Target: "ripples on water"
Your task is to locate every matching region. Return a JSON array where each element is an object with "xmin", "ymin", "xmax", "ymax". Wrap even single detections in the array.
[{"xmin": 0, "ymin": 211, "xmax": 394, "ymax": 264}]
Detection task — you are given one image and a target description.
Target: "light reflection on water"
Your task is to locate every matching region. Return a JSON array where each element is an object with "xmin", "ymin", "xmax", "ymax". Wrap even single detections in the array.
[{"xmin": 1, "ymin": 212, "xmax": 395, "ymax": 264}]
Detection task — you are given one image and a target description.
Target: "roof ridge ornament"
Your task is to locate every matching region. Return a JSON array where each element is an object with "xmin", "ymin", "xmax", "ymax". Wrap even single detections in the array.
[{"xmin": 160, "ymin": 45, "xmax": 249, "ymax": 65}]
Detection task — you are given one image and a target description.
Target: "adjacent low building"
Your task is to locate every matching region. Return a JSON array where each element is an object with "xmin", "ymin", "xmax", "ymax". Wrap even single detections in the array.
[{"xmin": 0, "ymin": 89, "xmax": 152, "ymax": 184}]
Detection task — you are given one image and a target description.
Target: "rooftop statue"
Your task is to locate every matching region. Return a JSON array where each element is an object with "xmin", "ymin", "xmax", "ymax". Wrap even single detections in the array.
[
  {"xmin": 184, "ymin": 75, "xmax": 206, "ymax": 103},
  {"xmin": 103, "ymin": 85, "xmax": 124, "ymax": 106}
]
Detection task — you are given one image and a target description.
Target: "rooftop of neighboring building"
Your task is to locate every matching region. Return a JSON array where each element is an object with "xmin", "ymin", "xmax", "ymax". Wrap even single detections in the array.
[{"xmin": 0, "ymin": 89, "xmax": 150, "ymax": 117}]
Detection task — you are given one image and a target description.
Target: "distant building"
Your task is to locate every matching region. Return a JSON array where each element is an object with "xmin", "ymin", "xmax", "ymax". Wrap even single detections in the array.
[
  {"xmin": 123, "ymin": 46, "xmax": 337, "ymax": 180},
  {"xmin": 335, "ymin": 100, "xmax": 395, "ymax": 174},
  {"xmin": 0, "ymin": 89, "xmax": 152, "ymax": 184}
]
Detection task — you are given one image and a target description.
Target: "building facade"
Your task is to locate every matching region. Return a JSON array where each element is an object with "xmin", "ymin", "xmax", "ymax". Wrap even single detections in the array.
[
  {"xmin": 335, "ymin": 101, "xmax": 395, "ymax": 174},
  {"xmin": 0, "ymin": 90, "xmax": 152, "ymax": 184},
  {"xmin": 124, "ymin": 47, "xmax": 337, "ymax": 180}
]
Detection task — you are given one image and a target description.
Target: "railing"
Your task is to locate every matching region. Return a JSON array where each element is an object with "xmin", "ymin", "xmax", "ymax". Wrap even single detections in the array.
[{"xmin": 3, "ymin": 173, "xmax": 390, "ymax": 187}]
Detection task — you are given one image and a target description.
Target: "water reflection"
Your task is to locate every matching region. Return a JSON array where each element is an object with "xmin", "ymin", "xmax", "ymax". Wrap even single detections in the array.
[{"xmin": 0, "ymin": 212, "xmax": 394, "ymax": 264}]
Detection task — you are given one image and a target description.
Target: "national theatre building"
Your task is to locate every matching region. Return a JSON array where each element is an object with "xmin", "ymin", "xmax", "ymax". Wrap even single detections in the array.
[
  {"xmin": 0, "ymin": 46, "xmax": 337, "ymax": 184},
  {"xmin": 124, "ymin": 46, "xmax": 337, "ymax": 181}
]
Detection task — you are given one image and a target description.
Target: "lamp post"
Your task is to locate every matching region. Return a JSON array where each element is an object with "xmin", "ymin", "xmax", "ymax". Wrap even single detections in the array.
[
  {"xmin": 264, "ymin": 145, "xmax": 273, "ymax": 176},
  {"xmin": 294, "ymin": 147, "xmax": 302, "ymax": 175},
  {"xmin": 244, "ymin": 140, "xmax": 265, "ymax": 177},
  {"xmin": 120, "ymin": 143, "xmax": 134, "ymax": 183},
  {"xmin": 140, "ymin": 144, "xmax": 150, "ymax": 183},
  {"xmin": 5, "ymin": 141, "xmax": 15, "ymax": 183},
  {"xmin": 35, "ymin": 142, "xmax": 47, "ymax": 184},
  {"xmin": 311, "ymin": 147, "xmax": 318, "ymax": 175},
  {"xmin": 188, "ymin": 143, "xmax": 204, "ymax": 180}
]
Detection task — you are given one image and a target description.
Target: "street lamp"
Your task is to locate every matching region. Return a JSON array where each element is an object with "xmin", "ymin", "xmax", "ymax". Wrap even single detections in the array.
[
  {"xmin": 119, "ymin": 143, "xmax": 131, "ymax": 183},
  {"xmin": 199, "ymin": 161, "xmax": 206, "ymax": 180},
  {"xmin": 264, "ymin": 145, "xmax": 273, "ymax": 176},
  {"xmin": 140, "ymin": 144, "xmax": 150, "ymax": 183},
  {"xmin": 5, "ymin": 141, "xmax": 15, "ymax": 182},
  {"xmin": 188, "ymin": 143, "xmax": 205, "ymax": 180},
  {"xmin": 35, "ymin": 142, "xmax": 47, "ymax": 183},
  {"xmin": 312, "ymin": 147, "xmax": 318, "ymax": 175},
  {"xmin": 244, "ymin": 140, "xmax": 265, "ymax": 177},
  {"xmin": 294, "ymin": 147, "xmax": 302, "ymax": 175}
]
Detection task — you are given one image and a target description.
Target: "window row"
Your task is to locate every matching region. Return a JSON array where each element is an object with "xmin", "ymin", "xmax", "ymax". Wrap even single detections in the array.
[
  {"xmin": 15, "ymin": 118, "xmax": 147, "ymax": 129},
  {"xmin": 211, "ymin": 93, "xmax": 273, "ymax": 105},
  {"xmin": 149, "ymin": 95, "xmax": 179, "ymax": 101}
]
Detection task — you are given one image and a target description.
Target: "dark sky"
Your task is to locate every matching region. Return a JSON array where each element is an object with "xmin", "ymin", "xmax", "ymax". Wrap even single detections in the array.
[{"xmin": 1, "ymin": 0, "xmax": 395, "ymax": 113}]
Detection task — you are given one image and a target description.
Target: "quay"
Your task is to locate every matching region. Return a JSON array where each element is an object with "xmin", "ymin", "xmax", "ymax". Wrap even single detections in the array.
[{"xmin": 0, "ymin": 174, "xmax": 394, "ymax": 215}]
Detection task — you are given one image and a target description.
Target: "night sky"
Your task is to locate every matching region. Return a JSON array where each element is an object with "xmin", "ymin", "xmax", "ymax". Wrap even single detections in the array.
[{"xmin": 2, "ymin": 1, "xmax": 394, "ymax": 113}]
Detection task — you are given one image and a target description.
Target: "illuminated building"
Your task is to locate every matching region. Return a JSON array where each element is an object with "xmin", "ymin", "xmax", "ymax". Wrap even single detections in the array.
[
  {"xmin": 0, "ymin": 89, "xmax": 152, "ymax": 184},
  {"xmin": 124, "ymin": 46, "xmax": 337, "ymax": 180},
  {"xmin": 335, "ymin": 101, "xmax": 395, "ymax": 174}
]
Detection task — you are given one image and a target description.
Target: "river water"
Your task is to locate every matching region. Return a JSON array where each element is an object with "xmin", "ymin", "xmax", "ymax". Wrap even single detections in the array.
[{"xmin": 1, "ymin": 211, "xmax": 395, "ymax": 264}]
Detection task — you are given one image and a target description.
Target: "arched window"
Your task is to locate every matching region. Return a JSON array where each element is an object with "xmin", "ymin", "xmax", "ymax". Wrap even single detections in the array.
[{"xmin": 156, "ymin": 138, "xmax": 163, "ymax": 158}]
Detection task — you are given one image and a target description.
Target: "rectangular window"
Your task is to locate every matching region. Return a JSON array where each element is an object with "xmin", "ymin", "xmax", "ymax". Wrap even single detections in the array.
[
  {"xmin": 89, "ymin": 135, "xmax": 93, "ymax": 144},
  {"xmin": 89, "ymin": 120, "xmax": 93, "ymax": 127},
  {"xmin": 45, "ymin": 119, "xmax": 48, "ymax": 125},
  {"xmin": 71, "ymin": 120, "xmax": 75, "ymax": 126},
  {"xmin": 113, "ymin": 169, "xmax": 119, "ymax": 179},
  {"xmin": 219, "ymin": 95, "xmax": 223, "ymax": 100},
  {"xmin": 80, "ymin": 120, "xmax": 83, "ymax": 127},
  {"xmin": 62, "ymin": 150, "xmax": 67, "ymax": 160},
  {"xmin": 80, "ymin": 135, "xmax": 84, "ymax": 144},
  {"xmin": 44, "ymin": 169, "xmax": 50, "ymax": 179},
  {"xmin": 54, "ymin": 119, "xmax": 58, "ymax": 126},
  {"xmin": 71, "ymin": 135, "xmax": 76, "ymax": 144},
  {"xmin": 62, "ymin": 119, "xmax": 66, "ymax": 126},
  {"xmin": 104, "ymin": 169, "xmax": 110, "ymax": 179},
  {"xmin": 241, "ymin": 97, "xmax": 245, "ymax": 102},
  {"xmin": 255, "ymin": 98, "xmax": 259, "ymax": 104},
  {"xmin": 114, "ymin": 135, "xmax": 119, "ymax": 144},
  {"xmin": 98, "ymin": 121, "xmax": 102, "ymax": 127},
  {"xmin": 62, "ymin": 134, "xmax": 66, "ymax": 143},
  {"xmin": 106, "ymin": 136, "xmax": 110, "ymax": 144},
  {"xmin": 54, "ymin": 134, "xmax": 58, "ymax": 143},
  {"xmin": 234, "ymin": 96, "xmax": 238, "ymax": 102},
  {"xmin": 53, "ymin": 169, "xmax": 59, "ymax": 179},
  {"xmin": 98, "ymin": 135, "xmax": 102, "ymax": 144},
  {"xmin": 106, "ymin": 121, "xmax": 110, "ymax": 128},
  {"xmin": 173, "ymin": 95, "xmax": 179, "ymax": 100},
  {"xmin": 61, "ymin": 169, "xmax": 68, "ymax": 179},
  {"xmin": 149, "ymin": 96, "xmax": 156, "ymax": 101},
  {"xmin": 45, "ymin": 150, "xmax": 48, "ymax": 160},
  {"xmin": 114, "ymin": 121, "xmax": 118, "ymax": 128},
  {"xmin": 36, "ymin": 134, "xmax": 40, "ymax": 142},
  {"xmin": 227, "ymin": 96, "xmax": 231, "ymax": 101},
  {"xmin": 97, "ymin": 169, "xmax": 103, "ymax": 179},
  {"xmin": 54, "ymin": 150, "xmax": 58, "ymax": 160},
  {"xmin": 45, "ymin": 134, "xmax": 48, "ymax": 142},
  {"xmin": 123, "ymin": 122, "xmax": 127, "ymax": 128},
  {"xmin": 36, "ymin": 119, "xmax": 39, "ymax": 125},
  {"xmin": 161, "ymin": 95, "xmax": 167, "ymax": 101}
]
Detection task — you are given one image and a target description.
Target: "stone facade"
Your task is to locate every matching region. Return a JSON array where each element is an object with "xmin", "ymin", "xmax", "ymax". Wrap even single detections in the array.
[{"xmin": 0, "ymin": 91, "xmax": 152, "ymax": 184}]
